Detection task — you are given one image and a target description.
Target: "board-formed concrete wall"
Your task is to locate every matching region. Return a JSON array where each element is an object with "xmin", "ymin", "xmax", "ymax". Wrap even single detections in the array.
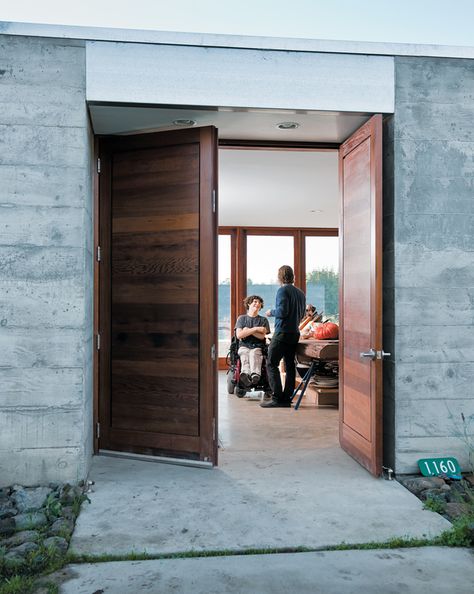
[
  {"xmin": 389, "ymin": 57, "xmax": 474, "ymax": 473},
  {"xmin": 0, "ymin": 35, "xmax": 93, "ymax": 486}
]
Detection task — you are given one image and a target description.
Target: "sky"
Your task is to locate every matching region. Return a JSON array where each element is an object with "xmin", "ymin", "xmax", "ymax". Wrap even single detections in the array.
[
  {"xmin": 1, "ymin": 0, "xmax": 474, "ymax": 46},
  {"xmin": 219, "ymin": 235, "xmax": 339, "ymax": 284}
]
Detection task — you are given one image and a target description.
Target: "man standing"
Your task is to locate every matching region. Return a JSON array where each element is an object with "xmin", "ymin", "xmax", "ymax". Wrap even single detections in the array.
[{"xmin": 261, "ymin": 265, "xmax": 306, "ymax": 408}]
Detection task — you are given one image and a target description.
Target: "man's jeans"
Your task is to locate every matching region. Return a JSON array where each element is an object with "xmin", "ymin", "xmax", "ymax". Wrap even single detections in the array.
[{"xmin": 266, "ymin": 333, "xmax": 299, "ymax": 402}]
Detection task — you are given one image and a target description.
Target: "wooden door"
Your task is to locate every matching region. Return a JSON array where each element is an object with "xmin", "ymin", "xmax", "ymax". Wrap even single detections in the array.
[
  {"xmin": 339, "ymin": 115, "xmax": 383, "ymax": 476},
  {"xmin": 98, "ymin": 127, "xmax": 218, "ymax": 464}
]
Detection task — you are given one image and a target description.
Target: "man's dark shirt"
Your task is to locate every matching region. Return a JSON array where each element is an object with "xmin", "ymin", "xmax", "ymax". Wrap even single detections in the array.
[
  {"xmin": 270, "ymin": 284, "xmax": 306, "ymax": 337},
  {"xmin": 235, "ymin": 314, "xmax": 270, "ymax": 348}
]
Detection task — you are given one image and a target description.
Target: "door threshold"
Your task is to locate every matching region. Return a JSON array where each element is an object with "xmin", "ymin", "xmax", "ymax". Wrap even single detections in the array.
[{"xmin": 98, "ymin": 449, "xmax": 214, "ymax": 469}]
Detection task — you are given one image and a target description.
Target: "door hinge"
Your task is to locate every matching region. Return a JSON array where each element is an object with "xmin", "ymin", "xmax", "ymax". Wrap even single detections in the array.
[
  {"xmin": 96, "ymin": 245, "xmax": 101, "ymax": 262},
  {"xmin": 211, "ymin": 344, "xmax": 216, "ymax": 360},
  {"xmin": 97, "ymin": 157, "xmax": 101, "ymax": 174},
  {"xmin": 212, "ymin": 418, "xmax": 216, "ymax": 441},
  {"xmin": 96, "ymin": 333, "xmax": 101, "ymax": 351},
  {"xmin": 212, "ymin": 189, "xmax": 216, "ymax": 213},
  {"xmin": 96, "ymin": 422, "xmax": 100, "ymax": 439}
]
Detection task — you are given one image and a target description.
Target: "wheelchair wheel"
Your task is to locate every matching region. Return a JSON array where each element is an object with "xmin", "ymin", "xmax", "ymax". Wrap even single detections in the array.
[
  {"xmin": 235, "ymin": 387, "xmax": 246, "ymax": 398},
  {"xmin": 227, "ymin": 371, "xmax": 235, "ymax": 395}
]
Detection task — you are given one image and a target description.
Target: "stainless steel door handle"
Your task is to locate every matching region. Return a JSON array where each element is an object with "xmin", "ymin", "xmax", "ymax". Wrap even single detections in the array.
[
  {"xmin": 360, "ymin": 348, "xmax": 376, "ymax": 360},
  {"xmin": 377, "ymin": 350, "xmax": 391, "ymax": 360}
]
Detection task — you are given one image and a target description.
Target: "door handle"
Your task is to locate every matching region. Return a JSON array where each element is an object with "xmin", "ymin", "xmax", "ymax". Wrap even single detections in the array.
[
  {"xmin": 360, "ymin": 349, "xmax": 391, "ymax": 361},
  {"xmin": 360, "ymin": 348, "xmax": 376, "ymax": 360}
]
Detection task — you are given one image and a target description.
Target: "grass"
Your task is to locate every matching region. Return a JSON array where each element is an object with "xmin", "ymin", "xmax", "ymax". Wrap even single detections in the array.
[
  {"xmin": 423, "ymin": 496, "xmax": 447, "ymax": 514},
  {"xmin": 0, "ymin": 575, "xmax": 35, "ymax": 594}
]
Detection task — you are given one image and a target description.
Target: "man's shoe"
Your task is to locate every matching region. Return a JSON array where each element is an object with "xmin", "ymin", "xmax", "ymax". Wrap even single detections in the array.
[
  {"xmin": 260, "ymin": 399, "xmax": 292, "ymax": 408},
  {"xmin": 251, "ymin": 373, "xmax": 261, "ymax": 385},
  {"xmin": 240, "ymin": 373, "xmax": 252, "ymax": 388}
]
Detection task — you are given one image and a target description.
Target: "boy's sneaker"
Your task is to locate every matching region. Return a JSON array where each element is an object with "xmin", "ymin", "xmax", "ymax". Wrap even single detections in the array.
[
  {"xmin": 251, "ymin": 373, "xmax": 261, "ymax": 385},
  {"xmin": 240, "ymin": 373, "xmax": 252, "ymax": 388}
]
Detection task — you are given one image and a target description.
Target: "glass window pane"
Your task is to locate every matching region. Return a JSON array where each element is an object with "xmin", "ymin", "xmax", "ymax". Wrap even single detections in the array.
[
  {"xmin": 246, "ymin": 235, "xmax": 294, "ymax": 332},
  {"xmin": 305, "ymin": 236, "xmax": 339, "ymax": 321},
  {"xmin": 218, "ymin": 234, "xmax": 232, "ymax": 356}
]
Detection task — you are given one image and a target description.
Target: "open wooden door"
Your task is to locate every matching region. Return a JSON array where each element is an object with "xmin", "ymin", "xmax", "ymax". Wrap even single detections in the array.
[
  {"xmin": 339, "ymin": 115, "xmax": 384, "ymax": 476},
  {"xmin": 98, "ymin": 126, "xmax": 218, "ymax": 464}
]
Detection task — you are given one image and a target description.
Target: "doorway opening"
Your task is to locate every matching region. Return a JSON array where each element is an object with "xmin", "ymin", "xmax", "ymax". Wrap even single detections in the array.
[
  {"xmin": 91, "ymin": 105, "xmax": 384, "ymax": 476},
  {"xmin": 216, "ymin": 147, "xmax": 341, "ymax": 462}
]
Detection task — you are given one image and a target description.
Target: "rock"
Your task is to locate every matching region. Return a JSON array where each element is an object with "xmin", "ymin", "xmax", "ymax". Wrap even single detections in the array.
[
  {"xmin": 10, "ymin": 541, "xmax": 39, "ymax": 556},
  {"xmin": 61, "ymin": 506, "xmax": 75, "ymax": 520},
  {"xmin": 446, "ymin": 502, "xmax": 470, "ymax": 519},
  {"xmin": 446, "ymin": 490, "xmax": 464, "ymax": 503},
  {"xmin": 464, "ymin": 474, "xmax": 474, "ymax": 487},
  {"xmin": 420, "ymin": 488, "xmax": 448, "ymax": 502},
  {"xmin": 60, "ymin": 484, "xmax": 83, "ymax": 504},
  {"xmin": 3, "ymin": 551, "xmax": 25, "ymax": 570},
  {"xmin": 0, "ymin": 517, "xmax": 15, "ymax": 537},
  {"xmin": 440, "ymin": 484, "xmax": 451, "ymax": 492},
  {"xmin": 3, "ymin": 530, "xmax": 40, "ymax": 548},
  {"xmin": 0, "ymin": 500, "xmax": 17, "ymax": 519},
  {"xmin": 43, "ymin": 536, "xmax": 68, "ymax": 555},
  {"xmin": 50, "ymin": 517, "xmax": 74, "ymax": 537},
  {"xmin": 400, "ymin": 476, "xmax": 446, "ymax": 496},
  {"xmin": 450, "ymin": 482, "xmax": 471, "ymax": 502},
  {"xmin": 14, "ymin": 511, "xmax": 47, "ymax": 530},
  {"xmin": 466, "ymin": 522, "xmax": 474, "ymax": 543},
  {"xmin": 12, "ymin": 486, "xmax": 52, "ymax": 513}
]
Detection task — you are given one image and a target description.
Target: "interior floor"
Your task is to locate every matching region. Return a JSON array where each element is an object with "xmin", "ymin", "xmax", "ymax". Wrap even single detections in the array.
[{"xmin": 218, "ymin": 371, "xmax": 339, "ymax": 453}]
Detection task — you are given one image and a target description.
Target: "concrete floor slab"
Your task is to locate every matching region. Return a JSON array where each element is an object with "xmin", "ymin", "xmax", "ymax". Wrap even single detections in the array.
[
  {"xmin": 58, "ymin": 548, "xmax": 474, "ymax": 594},
  {"xmin": 70, "ymin": 374, "xmax": 450, "ymax": 555}
]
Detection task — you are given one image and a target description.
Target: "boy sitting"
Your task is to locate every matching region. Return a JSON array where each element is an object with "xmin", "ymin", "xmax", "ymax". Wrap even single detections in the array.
[{"xmin": 235, "ymin": 295, "xmax": 271, "ymax": 388}]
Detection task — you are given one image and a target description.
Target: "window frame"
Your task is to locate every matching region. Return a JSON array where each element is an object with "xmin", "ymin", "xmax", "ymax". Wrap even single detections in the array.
[{"xmin": 217, "ymin": 226, "xmax": 338, "ymax": 368}]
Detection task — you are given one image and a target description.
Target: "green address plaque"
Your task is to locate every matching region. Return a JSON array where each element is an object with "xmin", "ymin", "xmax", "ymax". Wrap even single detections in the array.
[{"xmin": 418, "ymin": 457, "xmax": 461, "ymax": 478}]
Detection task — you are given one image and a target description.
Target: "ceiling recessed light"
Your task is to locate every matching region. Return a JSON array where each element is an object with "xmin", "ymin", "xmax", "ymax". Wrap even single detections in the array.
[
  {"xmin": 276, "ymin": 121, "xmax": 300, "ymax": 130},
  {"xmin": 173, "ymin": 119, "xmax": 196, "ymax": 127},
  {"xmin": 309, "ymin": 209, "xmax": 323, "ymax": 213}
]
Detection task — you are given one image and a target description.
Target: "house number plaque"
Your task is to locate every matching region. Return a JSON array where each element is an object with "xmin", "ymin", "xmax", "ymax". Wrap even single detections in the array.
[{"xmin": 417, "ymin": 457, "xmax": 461, "ymax": 478}]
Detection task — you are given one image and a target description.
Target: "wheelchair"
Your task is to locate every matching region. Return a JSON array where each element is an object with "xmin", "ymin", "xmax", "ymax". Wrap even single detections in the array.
[{"xmin": 225, "ymin": 335, "xmax": 272, "ymax": 398}]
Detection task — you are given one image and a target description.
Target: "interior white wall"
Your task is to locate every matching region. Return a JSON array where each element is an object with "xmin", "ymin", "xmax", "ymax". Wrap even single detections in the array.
[{"xmin": 218, "ymin": 149, "xmax": 339, "ymax": 228}]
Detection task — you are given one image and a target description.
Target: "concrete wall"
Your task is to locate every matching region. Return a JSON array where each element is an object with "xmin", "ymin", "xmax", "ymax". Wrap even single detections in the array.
[
  {"xmin": 0, "ymin": 35, "xmax": 93, "ymax": 486},
  {"xmin": 86, "ymin": 41, "xmax": 395, "ymax": 113},
  {"xmin": 389, "ymin": 57, "xmax": 474, "ymax": 473}
]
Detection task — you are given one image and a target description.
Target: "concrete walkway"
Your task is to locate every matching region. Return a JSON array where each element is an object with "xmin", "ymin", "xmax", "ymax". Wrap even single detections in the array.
[
  {"xmin": 70, "ymin": 375, "xmax": 450, "ymax": 556},
  {"xmin": 57, "ymin": 548, "xmax": 474, "ymax": 593},
  {"xmin": 61, "ymin": 375, "xmax": 471, "ymax": 593}
]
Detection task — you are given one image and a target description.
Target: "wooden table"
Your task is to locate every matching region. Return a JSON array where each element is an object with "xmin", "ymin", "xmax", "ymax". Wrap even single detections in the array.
[
  {"xmin": 296, "ymin": 338, "xmax": 339, "ymax": 362},
  {"xmin": 293, "ymin": 339, "xmax": 339, "ymax": 409}
]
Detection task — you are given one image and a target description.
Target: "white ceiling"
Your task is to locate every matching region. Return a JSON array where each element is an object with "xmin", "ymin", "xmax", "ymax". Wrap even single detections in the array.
[
  {"xmin": 89, "ymin": 105, "xmax": 361, "ymax": 228},
  {"xmin": 89, "ymin": 105, "xmax": 368, "ymax": 142}
]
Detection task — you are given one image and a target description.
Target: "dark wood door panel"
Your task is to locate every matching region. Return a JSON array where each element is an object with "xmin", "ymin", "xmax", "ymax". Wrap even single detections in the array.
[{"xmin": 98, "ymin": 127, "xmax": 218, "ymax": 462}]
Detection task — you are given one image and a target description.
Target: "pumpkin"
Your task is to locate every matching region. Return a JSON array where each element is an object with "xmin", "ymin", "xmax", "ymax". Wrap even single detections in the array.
[{"xmin": 313, "ymin": 322, "xmax": 339, "ymax": 340}]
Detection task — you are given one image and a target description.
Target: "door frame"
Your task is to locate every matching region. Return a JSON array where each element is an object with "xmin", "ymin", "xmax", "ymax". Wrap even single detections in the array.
[{"xmin": 92, "ymin": 122, "xmax": 385, "ymax": 473}]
